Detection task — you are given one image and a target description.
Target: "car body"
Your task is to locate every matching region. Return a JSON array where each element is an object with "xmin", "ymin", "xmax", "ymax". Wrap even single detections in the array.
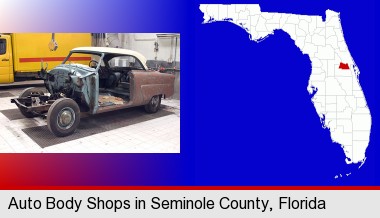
[{"xmin": 11, "ymin": 47, "xmax": 175, "ymax": 136}]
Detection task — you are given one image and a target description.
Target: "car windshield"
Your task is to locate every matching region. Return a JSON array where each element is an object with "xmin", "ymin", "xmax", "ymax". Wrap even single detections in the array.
[{"xmin": 63, "ymin": 52, "xmax": 103, "ymax": 68}]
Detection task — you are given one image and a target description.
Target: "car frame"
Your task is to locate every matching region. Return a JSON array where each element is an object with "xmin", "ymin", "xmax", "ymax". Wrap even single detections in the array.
[{"xmin": 11, "ymin": 47, "xmax": 175, "ymax": 137}]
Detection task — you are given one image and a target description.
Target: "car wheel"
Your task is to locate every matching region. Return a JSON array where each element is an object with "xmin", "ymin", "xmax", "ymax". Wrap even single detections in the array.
[
  {"xmin": 144, "ymin": 95, "xmax": 161, "ymax": 113},
  {"xmin": 47, "ymin": 98, "xmax": 80, "ymax": 137},
  {"xmin": 18, "ymin": 87, "xmax": 45, "ymax": 118}
]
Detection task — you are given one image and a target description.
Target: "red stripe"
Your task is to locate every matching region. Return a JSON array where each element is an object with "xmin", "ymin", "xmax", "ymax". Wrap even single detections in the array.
[
  {"xmin": 0, "ymin": 186, "xmax": 380, "ymax": 190},
  {"xmin": 19, "ymin": 57, "xmax": 91, "ymax": 63}
]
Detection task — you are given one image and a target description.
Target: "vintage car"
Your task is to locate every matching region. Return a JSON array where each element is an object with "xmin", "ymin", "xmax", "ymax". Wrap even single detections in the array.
[{"xmin": 11, "ymin": 47, "xmax": 175, "ymax": 137}]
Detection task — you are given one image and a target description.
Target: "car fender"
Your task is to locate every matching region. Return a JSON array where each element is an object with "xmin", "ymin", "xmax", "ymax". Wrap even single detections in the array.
[{"xmin": 130, "ymin": 71, "xmax": 175, "ymax": 105}]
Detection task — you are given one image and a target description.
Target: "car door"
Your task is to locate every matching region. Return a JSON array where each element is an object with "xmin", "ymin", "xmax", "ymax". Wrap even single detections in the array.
[{"xmin": 0, "ymin": 35, "xmax": 12, "ymax": 83}]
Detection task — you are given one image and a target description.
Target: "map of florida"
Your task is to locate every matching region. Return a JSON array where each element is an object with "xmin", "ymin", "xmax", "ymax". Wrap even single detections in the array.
[{"xmin": 200, "ymin": 4, "xmax": 372, "ymax": 165}]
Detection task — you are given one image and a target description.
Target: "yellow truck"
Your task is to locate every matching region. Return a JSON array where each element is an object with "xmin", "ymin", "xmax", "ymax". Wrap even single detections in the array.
[{"xmin": 0, "ymin": 33, "xmax": 91, "ymax": 84}]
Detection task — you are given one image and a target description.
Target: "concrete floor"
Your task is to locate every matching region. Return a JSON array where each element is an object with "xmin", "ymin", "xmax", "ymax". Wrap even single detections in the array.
[{"xmin": 0, "ymin": 87, "xmax": 180, "ymax": 153}]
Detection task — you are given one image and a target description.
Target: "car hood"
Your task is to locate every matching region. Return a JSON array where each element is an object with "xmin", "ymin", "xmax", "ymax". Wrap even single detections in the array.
[{"xmin": 49, "ymin": 63, "xmax": 96, "ymax": 78}]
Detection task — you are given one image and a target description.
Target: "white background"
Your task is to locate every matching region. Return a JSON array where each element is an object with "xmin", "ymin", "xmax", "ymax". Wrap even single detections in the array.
[{"xmin": 0, "ymin": 190, "xmax": 379, "ymax": 217}]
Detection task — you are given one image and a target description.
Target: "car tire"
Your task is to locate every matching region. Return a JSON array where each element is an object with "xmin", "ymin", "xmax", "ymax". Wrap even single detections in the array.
[
  {"xmin": 18, "ymin": 87, "xmax": 45, "ymax": 118},
  {"xmin": 47, "ymin": 98, "xmax": 80, "ymax": 137},
  {"xmin": 144, "ymin": 95, "xmax": 161, "ymax": 113}
]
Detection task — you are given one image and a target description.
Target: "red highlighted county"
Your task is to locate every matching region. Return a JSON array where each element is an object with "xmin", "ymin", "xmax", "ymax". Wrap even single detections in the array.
[{"xmin": 339, "ymin": 62, "xmax": 350, "ymax": 70}]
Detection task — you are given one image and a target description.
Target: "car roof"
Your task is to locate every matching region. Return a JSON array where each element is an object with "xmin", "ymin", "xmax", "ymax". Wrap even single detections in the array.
[{"xmin": 72, "ymin": 47, "xmax": 148, "ymax": 70}]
